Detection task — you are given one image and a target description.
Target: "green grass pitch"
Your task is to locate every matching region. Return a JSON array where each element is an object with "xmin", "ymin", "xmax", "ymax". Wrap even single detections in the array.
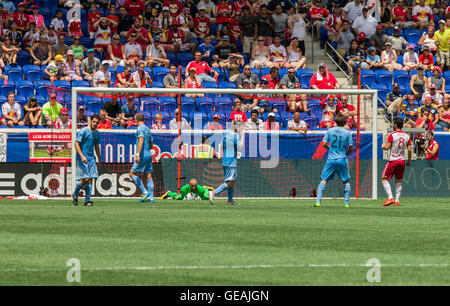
[{"xmin": 0, "ymin": 198, "xmax": 449, "ymax": 285}]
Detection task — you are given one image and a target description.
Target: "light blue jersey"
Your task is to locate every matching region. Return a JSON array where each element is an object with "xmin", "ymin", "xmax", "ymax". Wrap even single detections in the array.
[
  {"xmin": 131, "ymin": 124, "xmax": 153, "ymax": 173},
  {"xmin": 323, "ymin": 127, "xmax": 353, "ymax": 160},
  {"xmin": 222, "ymin": 130, "xmax": 238, "ymax": 168},
  {"xmin": 75, "ymin": 126, "xmax": 100, "ymax": 180}
]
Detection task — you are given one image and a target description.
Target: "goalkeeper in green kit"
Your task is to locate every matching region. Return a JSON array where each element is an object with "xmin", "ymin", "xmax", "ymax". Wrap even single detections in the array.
[{"xmin": 161, "ymin": 178, "xmax": 214, "ymax": 202}]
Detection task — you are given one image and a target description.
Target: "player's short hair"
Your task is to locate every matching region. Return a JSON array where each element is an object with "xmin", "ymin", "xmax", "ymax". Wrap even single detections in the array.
[
  {"xmin": 91, "ymin": 114, "xmax": 100, "ymax": 121},
  {"xmin": 136, "ymin": 113, "xmax": 145, "ymax": 122},
  {"xmin": 393, "ymin": 117, "xmax": 404, "ymax": 129},
  {"xmin": 335, "ymin": 114, "xmax": 347, "ymax": 127},
  {"xmin": 426, "ymin": 130, "xmax": 434, "ymax": 138},
  {"xmin": 251, "ymin": 109, "xmax": 259, "ymax": 114}
]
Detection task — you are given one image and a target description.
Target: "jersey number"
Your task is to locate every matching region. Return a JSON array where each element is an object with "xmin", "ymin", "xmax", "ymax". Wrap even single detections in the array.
[
  {"xmin": 331, "ymin": 135, "xmax": 342, "ymax": 148},
  {"xmin": 398, "ymin": 137, "xmax": 405, "ymax": 149}
]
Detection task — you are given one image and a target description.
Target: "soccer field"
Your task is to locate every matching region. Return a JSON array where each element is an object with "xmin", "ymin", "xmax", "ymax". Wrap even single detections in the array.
[{"xmin": 0, "ymin": 198, "xmax": 449, "ymax": 286}]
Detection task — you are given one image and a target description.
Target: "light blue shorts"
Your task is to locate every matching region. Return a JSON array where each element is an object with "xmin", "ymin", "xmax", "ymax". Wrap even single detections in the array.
[
  {"xmin": 224, "ymin": 166, "xmax": 237, "ymax": 182},
  {"xmin": 76, "ymin": 158, "xmax": 98, "ymax": 181},
  {"xmin": 131, "ymin": 157, "xmax": 153, "ymax": 173},
  {"xmin": 320, "ymin": 158, "xmax": 350, "ymax": 182}
]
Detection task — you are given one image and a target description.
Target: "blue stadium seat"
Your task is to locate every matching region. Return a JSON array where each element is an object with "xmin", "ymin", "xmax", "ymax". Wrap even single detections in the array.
[
  {"xmin": 6, "ymin": 69, "xmax": 22, "ymax": 82},
  {"xmin": 17, "ymin": 50, "xmax": 31, "ymax": 66},
  {"xmin": 35, "ymin": 96, "xmax": 46, "ymax": 107},
  {"xmin": 446, "ymin": 83, "xmax": 450, "ymax": 94},
  {"xmin": 72, "ymin": 80, "xmax": 90, "ymax": 88},
  {"xmin": 143, "ymin": 111, "xmax": 152, "ymax": 126},
  {"xmin": 407, "ymin": 32, "xmax": 421, "ymax": 46},
  {"xmin": 393, "ymin": 70, "xmax": 409, "ymax": 89},
  {"xmin": 278, "ymin": 68, "xmax": 289, "ymax": 79},
  {"xmin": 197, "ymin": 98, "xmax": 215, "ymax": 114},
  {"xmin": 304, "ymin": 117, "xmax": 318, "ymax": 129},
  {"xmin": 53, "ymin": 80, "xmax": 71, "ymax": 90},
  {"xmin": 0, "ymin": 96, "xmax": 7, "ymax": 104},
  {"xmin": 151, "ymin": 81, "xmax": 164, "ymax": 88},
  {"xmin": 445, "ymin": 71, "xmax": 450, "ymax": 84},
  {"xmin": 202, "ymin": 82, "xmax": 218, "ymax": 89},
  {"xmin": 251, "ymin": 68, "xmax": 261, "ymax": 79},
  {"xmin": 87, "ymin": 101, "xmax": 102, "ymax": 114},
  {"xmin": 142, "ymin": 99, "xmax": 159, "ymax": 113},
  {"xmin": 181, "ymin": 99, "xmax": 196, "ymax": 115},
  {"xmin": 397, "ymin": 55, "xmax": 403, "ymax": 65},
  {"xmin": 0, "ymin": 82, "xmax": 16, "ymax": 96},
  {"xmin": 373, "ymin": 84, "xmax": 389, "ymax": 106},
  {"xmin": 16, "ymin": 80, "xmax": 35, "ymax": 98},
  {"xmin": 35, "ymin": 80, "xmax": 51, "ymax": 98},
  {"xmin": 375, "ymin": 69, "xmax": 392, "ymax": 88},
  {"xmin": 212, "ymin": 67, "xmax": 226, "ymax": 83},
  {"xmin": 271, "ymin": 99, "xmax": 287, "ymax": 113},
  {"xmin": 404, "ymin": 28, "xmax": 421, "ymax": 36},
  {"xmin": 219, "ymin": 82, "xmax": 236, "ymax": 89},
  {"xmin": 215, "ymin": 100, "xmax": 233, "ymax": 114},
  {"xmin": 23, "ymin": 65, "xmax": 40, "ymax": 74},
  {"xmin": 80, "ymin": 36, "xmax": 93, "ymax": 49},
  {"xmin": 25, "ymin": 70, "xmax": 42, "ymax": 82},
  {"xmin": 152, "ymin": 66, "xmax": 170, "ymax": 82},
  {"xmin": 160, "ymin": 99, "xmax": 177, "ymax": 113},
  {"xmin": 166, "ymin": 52, "xmax": 177, "ymax": 65},
  {"xmin": 360, "ymin": 69, "xmax": 375, "ymax": 88},
  {"xmin": 176, "ymin": 52, "xmax": 195, "ymax": 67},
  {"xmin": 190, "ymin": 112, "xmax": 209, "ymax": 129},
  {"xmin": 14, "ymin": 95, "xmax": 27, "ymax": 107}
]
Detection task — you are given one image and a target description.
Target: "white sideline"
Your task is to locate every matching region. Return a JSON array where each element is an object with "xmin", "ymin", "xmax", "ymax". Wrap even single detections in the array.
[{"xmin": 1, "ymin": 263, "xmax": 449, "ymax": 273}]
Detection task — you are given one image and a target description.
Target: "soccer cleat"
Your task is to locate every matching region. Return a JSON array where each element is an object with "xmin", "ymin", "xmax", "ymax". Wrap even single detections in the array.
[
  {"xmin": 161, "ymin": 191, "xmax": 170, "ymax": 200},
  {"xmin": 395, "ymin": 201, "xmax": 400, "ymax": 207},
  {"xmin": 72, "ymin": 194, "xmax": 78, "ymax": 206},
  {"xmin": 382, "ymin": 198, "xmax": 395, "ymax": 207},
  {"xmin": 344, "ymin": 204, "xmax": 350, "ymax": 208},
  {"xmin": 208, "ymin": 191, "xmax": 215, "ymax": 205},
  {"xmin": 314, "ymin": 202, "xmax": 321, "ymax": 207},
  {"xmin": 204, "ymin": 186, "xmax": 215, "ymax": 191},
  {"xmin": 227, "ymin": 201, "xmax": 239, "ymax": 206},
  {"xmin": 140, "ymin": 193, "xmax": 152, "ymax": 203},
  {"xmin": 147, "ymin": 199, "xmax": 155, "ymax": 204},
  {"xmin": 84, "ymin": 201, "xmax": 94, "ymax": 206}
]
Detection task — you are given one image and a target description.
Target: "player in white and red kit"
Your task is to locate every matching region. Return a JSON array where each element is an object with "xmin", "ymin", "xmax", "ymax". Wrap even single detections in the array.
[
  {"xmin": 319, "ymin": 95, "xmax": 337, "ymax": 129},
  {"xmin": 381, "ymin": 117, "xmax": 412, "ymax": 207}
]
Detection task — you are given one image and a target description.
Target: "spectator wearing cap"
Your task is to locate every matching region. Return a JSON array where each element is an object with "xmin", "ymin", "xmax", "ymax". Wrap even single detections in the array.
[
  {"xmin": 42, "ymin": 94, "xmax": 63, "ymax": 128},
  {"xmin": 214, "ymin": 35, "xmax": 241, "ymax": 70},
  {"xmin": 29, "ymin": 34, "xmax": 53, "ymax": 67},
  {"xmin": 118, "ymin": 5, "xmax": 134, "ymax": 37},
  {"xmin": 77, "ymin": 105, "xmax": 90, "ymax": 129},
  {"xmin": 343, "ymin": 0, "xmax": 363, "ymax": 22},
  {"xmin": 29, "ymin": 4, "xmax": 44, "ymax": 29},
  {"xmin": 198, "ymin": 0, "xmax": 216, "ymax": 22},
  {"xmin": 370, "ymin": 25, "xmax": 389, "ymax": 51},
  {"xmin": 435, "ymin": 20, "xmax": 450, "ymax": 72},
  {"xmin": 81, "ymin": 49, "xmax": 101, "ymax": 83},
  {"xmin": 256, "ymin": 4, "xmax": 275, "ymax": 46},
  {"xmin": 419, "ymin": 45, "xmax": 434, "ymax": 70},
  {"xmin": 422, "ymin": 84, "xmax": 444, "ymax": 106},
  {"xmin": 93, "ymin": 61, "xmax": 113, "ymax": 88},
  {"xmin": 352, "ymin": 6, "xmax": 378, "ymax": 38},
  {"xmin": 184, "ymin": 67, "xmax": 204, "ymax": 98},
  {"xmin": 388, "ymin": 26, "xmax": 408, "ymax": 55},
  {"xmin": 145, "ymin": 37, "xmax": 170, "ymax": 68},
  {"xmin": 44, "ymin": 54, "xmax": 65, "ymax": 83},
  {"xmin": 51, "ymin": 10, "xmax": 65, "ymax": 33},
  {"xmin": 166, "ymin": 21, "xmax": 196, "ymax": 54},
  {"xmin": 54, "ymin": 108, "xmax": 72, "ymax": 129},
  {"xmin": 124, "ymin": 30, "xmax": 143, "ymax": 69},
  {"xmin": 236, "ymin": 65, "xmax": 260, "ymax": 89},
  {"xmin": 428, "ymin": 66, "xmax": 446, "ymax": 96},
  {"xmin": 310, "ymin": 63, "xmax": 339, "ymax": 90},
  {"xmin": 402, "ymin": 95, "xmax": 420, "ymax": 128},
  {"xmin": 23, "ymin": 96, "xmax": 42, "ymax": 127},
  {"xmin": 208, "ymin": 114, "xmax": 224, "ymax": 130},
  {"xmin": 280, "ymin": 67, "xmax": 300, "ymax": 90},
  {"xmin": 52, "ymin": 33, "xmax": 69, "ymax": 58},
  {"xmin": 169, "ymin": 108, "xmax": 191, "ymax": 130},
  {"xmin": 130, "ymin": 60, "xmax": 152, "ymax": 88},
  {"xmin": 418, "ymin": 25, "xmax": 437, "ymax": 52},
  {"xmin": 126, "ymin": 17, "xmax": 150, "ymax": 53},
  {"xmin": 402, "ymin": 44, "xmax": 420, "ymax": 71},
  {"xmin": 380, "ymin": 40, "xmax": 402, "ymax": 73},
  {"xmin": 412, "ymin": 0, "xmax": 434, "ymax": 31},
  {"xmin": 106, "ymin": 33, "xmax": 126, "ymax": 68},
  {"xmin": 263, "ymin": 112, "xmax": 280, "ymax": 131},
  {"xmin": 63, "ymin": 49, "xmax": 83, "ymax": 81},
  {"xmin": 87, "ymin": 3, "xmax": 102, "ymax": 39},
  {"xmin": 185, "ymin": 50, "xmax": 219, "ymax": 83},
  {"xmin": 410, "ymin": 64, "xmax": 428, "ymax": 101},
  {"xmin": 124, "ymin": 0, "xmax": 146, "ymax": 17},
  {"xmin": 193, "ymin": 6, "xmax": 211, "ymax": 40},
  {"xmin": 12, "ymin": 2, "xmax": 31, "ymax": 33},
  {"xmin": 1, "ymin": 92, "xmax": 24, "ymax": 128},
  {"xmin": 245, "ymin": 109, "xmax": 263, "ymax": 131}
]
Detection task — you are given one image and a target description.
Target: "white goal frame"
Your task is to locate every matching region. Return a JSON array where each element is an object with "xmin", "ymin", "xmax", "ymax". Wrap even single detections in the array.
[{"xmin": 71, "ymin": 87, "xmax": 378, "ymax": 200}]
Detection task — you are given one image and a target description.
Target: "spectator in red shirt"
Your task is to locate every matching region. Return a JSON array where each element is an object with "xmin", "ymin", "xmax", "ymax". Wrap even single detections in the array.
[
  {"xmin": 193, "ymin": 6, "xmax": 211, "ymax": 40},
  {"xmin": 98, "ymin": 109, "xmax": 112, "ymax": 129},
  {"xmin": 392, "ymin": 0, "xmax": 415, "ymax": 29},
  {"xmin": 107, "ymin": 4, "xmax": 119, "ymax": 33},
  {"xmin": 127, "ymin": 17, "xmax": 151, "ymax": 53},
  {"xmin": 215, "ymin": 0, "xmax": 233, "ymax": 32},
  {"xmin": 166, "ymin": 21, "xmax": 196, "ymax": 54},
  {"xmin": 12, "ymin": 2, "xmax": 30, "ymax": 33},
  {"xmin": 309, "ymin": 0, "xmax": 329, "ymax": 40},
  {"xmin": 124, "ymin": 0, "xmax": 146, "ymax": 17},
  {"xmin": 418, "ymin": 45, "xmax": 434, "ymax": 70},
  {"xmin": 416, "ymin": 107, "xmax": 435, "ymax": 131},
  {"xmin": 424, "ymin": 130, "xmax": 439, "ymax": 160},
  {"xmin": 163, "ymin": 0, "xmax": 183, "ymax": 18},
  {"xmin": 185, "ymin": 50, "xmax": 219, "ymax": 83},
  {"xmin": 337, "ymin": 95, "xmax": 364, "ymax": 130},
  {"xmin": 262, "ymin": 67, "xmax": 280, "ymax": 89},
  {"xmin": 88, "ymin": 3, "xmax": 102, "ymax": 39},
  {"xmin": 230, "ymin": 101, "xmax": 248, "ymax": 123},
  {"xmin": 310, "ymin": 63, "xmax": 339, "ymax": 90}
]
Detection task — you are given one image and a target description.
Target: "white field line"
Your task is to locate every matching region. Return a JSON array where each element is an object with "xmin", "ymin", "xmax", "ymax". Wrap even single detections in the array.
[{"xmin": 1, "ymin": 263, "xmax": 450, "ymax": 273}]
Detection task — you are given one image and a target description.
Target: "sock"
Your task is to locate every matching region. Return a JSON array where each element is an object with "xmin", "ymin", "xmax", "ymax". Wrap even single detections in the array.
[
  {"xmin": 132, "ymin": 175, "xmax": 147, "ymax": 195},
  {"xmin": 85, "ymin": 184, "xmax": 92, "ymax": 203},
  {"xmin": 227, "ymin": 186, "xmax": 234, "ymax": 202},
  {"xmin": 213, "ymin": 183, "xmax": 228, "ymax": 196},
  {"xmin": 344, "ymin": 183, "xmax": 351, "ymax": 205},
  {"xmin": 382, "ymin": 180, "xmax": 393, "ymax": 199},
  {"xmin": 167, "ymin": 191, "xmax": 178, "ymax": 199},
  {"xmin": 146, "ymin": 179, "xmax": 154, "ymax": 199},
  {"xmin": 73, "ymin": 183, "xmax": 84, "ymax": 197},
  {"xmin": 316, "ymin": 181, "xmax": 327, "ymax": 203},
  {"xmin": 395, "ymin": 183, "xmax": 402, "ymax": 202}
]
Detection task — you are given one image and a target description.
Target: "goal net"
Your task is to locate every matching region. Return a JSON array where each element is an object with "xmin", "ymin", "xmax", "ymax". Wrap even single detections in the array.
[{"xmin": 63, "ymin": 87, "xmax": 378, "ymax": 200}]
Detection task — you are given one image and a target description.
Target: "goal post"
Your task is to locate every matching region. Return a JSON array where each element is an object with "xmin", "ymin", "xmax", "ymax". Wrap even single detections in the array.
[{"xmin": 71, "ymin": 87, "xmax": 378, "ymax": 200}]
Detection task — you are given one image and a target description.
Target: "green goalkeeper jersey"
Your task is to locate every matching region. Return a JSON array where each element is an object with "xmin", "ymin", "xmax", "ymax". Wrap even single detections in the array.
[{"xmin": 167, "ymin": 184, "xmax": 210, "ymax": 200}]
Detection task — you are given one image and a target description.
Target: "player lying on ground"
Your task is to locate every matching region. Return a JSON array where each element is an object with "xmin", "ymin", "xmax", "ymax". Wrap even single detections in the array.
[
  {"xmin": 209, "ymin": 122, "xmax": 246, "ymax": 206},
  {"xmin": 381, "ymin": 117, "xmax": 412, "ymax": 207},
  {"xmin": 72, "ymin": 114, "xmax": 101, "ymax": 207},
  {"xmin": 129, "ymin": 113, "xmax": 155, "ymax": 203},
  {"xmin": 161, "ymin": 178, "xmax": 214, "ymax": 201},
  {"xmin": 315, "ymin": 113, "xmax": 353, "ymax": 208}
]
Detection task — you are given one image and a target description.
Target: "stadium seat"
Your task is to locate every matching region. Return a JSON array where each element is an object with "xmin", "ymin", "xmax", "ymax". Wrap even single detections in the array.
[
  {"xmin": 0, "ymin": 82, "xmax": 16, "ymax": 96},
  {"xmin": 393, "ymin": 70, "xmax": 409, "ymax": 90},
  {"xmin": 17, "ymin": 50, "xmax": 31, "ymax": 66},
  {"xmin": 202, "ymin": 82, "xmax": 218, "ymax": 89},
  {"xmin": 407, "ymin": 33, "xmax": 421, "ymax": 46},
  {"xmin": 181, "ymin": 97, "xmax": 196, "ymax": 114},
  {"xmin": 14, "ymin": 95, "xmax": 27, "ymax": 107},
  {"xmin": 375, "ymin": 70, "xmax": 392, "ymax": 88},
  {"xmin": 176, "ymin": 52, "xmax": 195, "ymax": 67},
  {"xmin": 72, "ymin": 80, "xmax": 90, "ymax": 88},
  {"xmin": 360, "ymin": 69, "xmax": 375, "ymax": 88},
  {"xmin": 218, "ymin": 82, "xmax": 236, "ymax": 89},
  {"xmin": 23, "ymin": 65, "xmax": 40, "ymax": 74},
  {"xmin": 373, "ymin": 84, "xmax": 389, "ymax": 107},
  {"xmin": 251, "ymin": 68, "xmax": 261, "ymax": 79},
  {"xmin": 166, "ymin": 52, "xmax": 177, "ymax": 65},
  {"xmin": 87, "ymin": 101, "xmax": 102, "ymax": 114},
  {"xmin": 304, "ymin": 117, "xmax": 318, "ymax": 129},
  {"xmin": 190, "ymin": 112, "xmax": 209, "ymax": 129},
  {"xmin": 80, "ymin": 36, "xmax": 93, "ymax": 49},
  {"xmin": 271, "ymin": 100, "xmax": 287, "ymax": 113},
  {"xmin": 142, "ymin": 99, "xmax": 159, "ymax": 113},
  {"xmin": 197, "ymin": 99, "xmax": 215, "ymax": 114},
  {"xmin": 16, "ymin": 80, "xmax": 35, "ymax": 98},
  {"xmin": 160, "ymin": 99, "xmax": 177, "ymax": 113},
  {"xmin": 297, "ymin": 69, "xmax": 314, "ymax": 88},
  {"xmin": 212, "ymin": 67, "xmax": 227, "ymax": 83},
  {"xmin": 215, "ymin": 100, "xmax": 233, "ymax": 114},
  {"xmin": 444, "ymin": 71, "xmax": 450, "ymax": 84},
  {"xmin": 6, "ymin": 69, "xmax": 22, "ymax": 82},
  {"xmin": 152, "ymin": 66, "xmax": 170, "ymax": 83},
  {"xmin": 151, "ymin": 81, "xmax": 164, "ymax": 88},
  {"xmin": 25, "ymin": 70, "xmax": 42, "ymax": 82},
  {"xmin": 143, "ymin": 111, "xmax": 152, "ymax": 126},
  {"xmin": 157, "ymin": 112, "xmax": 172, "ymax": 127},
  {"xmin": 35, "ymin": 80, "xmax": 51, "ymax": 99},
  {"xmin": 53, "ymin": 80, "xmax": 71, "ymax": 90},
  {"xmin": 278, "ymin": 68, "xmax": 289, "ymax": 79},
  {"xmin": 396, "ymin": 55, "xmax": 403, "ymax": 65},
  {"xmin": 0, "ymin": 96, "xmax": 7, "ymax": 104},
  {"xmin": 35, "ymin": 96, "xmax": 46, "ymax": 107}
]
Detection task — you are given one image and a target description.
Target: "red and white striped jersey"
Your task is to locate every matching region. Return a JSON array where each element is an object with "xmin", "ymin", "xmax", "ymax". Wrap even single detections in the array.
[{"xmin": 387, "ymin": 130, "xmax": 411, "ymax": 161}]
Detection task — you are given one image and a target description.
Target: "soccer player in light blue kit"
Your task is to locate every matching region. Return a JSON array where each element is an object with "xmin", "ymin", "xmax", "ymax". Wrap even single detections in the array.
[
  {"xmin": 209, "ymin": 122, "xmax": 245, "ymax": 206},
  {"xmin": 129, "ymin": 114, "xmax": 155, "ymax": 203},
  {"xmin": 315, "ymin": 114, "xmax": 354, "ymax": 208},
  {"xmin": 72, "ymin": 114, "xmax": 101, "ymax": 206}
]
